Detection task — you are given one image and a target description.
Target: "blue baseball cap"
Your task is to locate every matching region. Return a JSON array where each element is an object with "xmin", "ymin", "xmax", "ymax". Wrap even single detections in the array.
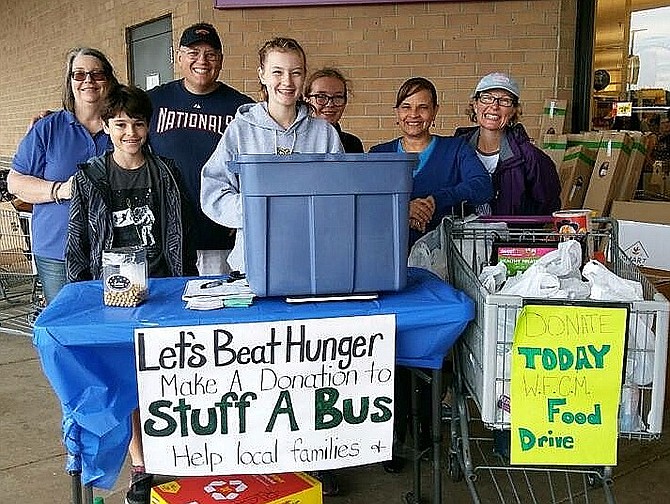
[{"xmin": 474, "ymin": 72, "xmax": 520, "ymax": 99}]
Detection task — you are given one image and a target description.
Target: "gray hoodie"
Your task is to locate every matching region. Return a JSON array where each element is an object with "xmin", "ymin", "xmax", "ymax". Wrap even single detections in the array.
[{"xmin": 201, "ymin": 101, "xmax": 344, "ymax": 272}]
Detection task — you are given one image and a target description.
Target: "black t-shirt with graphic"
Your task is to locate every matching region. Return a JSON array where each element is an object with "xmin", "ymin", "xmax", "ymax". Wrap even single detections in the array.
[{"xmin": 107, "ymin": 156, "xmax": 169, "ymax": 277}]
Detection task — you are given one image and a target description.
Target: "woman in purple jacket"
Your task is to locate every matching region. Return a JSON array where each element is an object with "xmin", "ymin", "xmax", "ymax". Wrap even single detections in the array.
[{"xmin": 455, "ymin": 72, "xmax": 561, "ymax": 215}]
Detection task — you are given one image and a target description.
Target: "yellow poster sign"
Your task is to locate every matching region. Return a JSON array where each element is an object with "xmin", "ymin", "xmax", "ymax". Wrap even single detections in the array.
[{"xmin": 510, "ymin": 305, "xmax": 627, "ymax": 465}]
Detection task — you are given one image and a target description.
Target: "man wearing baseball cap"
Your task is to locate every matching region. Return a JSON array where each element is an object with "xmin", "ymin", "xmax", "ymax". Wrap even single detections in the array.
[
  {"xmin": 454, "ymin": 72, "xmax": 560, "ymax": 216},
  {"xmin": 148, "ymin": 22, "xmax": 253, "ymax": 277},
  {"xmin": 123, "ymin": 23, "xmax": 253, "ymax": 504},
  {"xmin": 179, "ymin": 22, "xmax": 223, "ymax": 50}
]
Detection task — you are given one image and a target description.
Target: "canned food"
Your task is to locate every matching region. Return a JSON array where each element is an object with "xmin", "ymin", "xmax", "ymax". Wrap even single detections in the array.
[{"xmin": 552, "ymin": 209, "xmax": 592, "ymax": 235}]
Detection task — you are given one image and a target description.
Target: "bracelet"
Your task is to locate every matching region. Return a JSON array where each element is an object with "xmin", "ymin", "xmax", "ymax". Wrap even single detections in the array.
[
  {"xmin": 52, "ymin": 181, "xmax": 63, "ymax": 204},
  {"xmin": 49, "ymin": 181, "xmax": 58, "ymax": 202}
]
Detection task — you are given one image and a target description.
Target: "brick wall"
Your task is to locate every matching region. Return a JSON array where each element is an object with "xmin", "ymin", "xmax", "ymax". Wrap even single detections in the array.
[{"xmin": 0, "ymin": 0, "xmax": 576, "ymax": 157}]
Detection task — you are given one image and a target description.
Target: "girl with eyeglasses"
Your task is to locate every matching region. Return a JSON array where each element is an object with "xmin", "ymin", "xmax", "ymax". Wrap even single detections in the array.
[
  {"xmin": 8, "ymin": 47, "xmax": 119, "ymax": 304},
  {"xmin": 305, "ymin": 67, "xmax": 364, "ymax": 153},
  {"xmin": 455, "ymin": 72, "xmax": 561, "ymax": 215},
  {"xmin": 201, "ymin": 37, "xmax": 343, "ymax": 275}
]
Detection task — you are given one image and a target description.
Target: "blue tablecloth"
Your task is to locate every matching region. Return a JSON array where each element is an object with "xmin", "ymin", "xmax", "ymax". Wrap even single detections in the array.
[{"xmin": 32, "ymin": 267, "xmax": 473, "ymax": 489}]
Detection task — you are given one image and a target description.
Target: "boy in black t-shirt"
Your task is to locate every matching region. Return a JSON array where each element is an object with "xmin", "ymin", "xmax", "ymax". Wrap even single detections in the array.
[
  {"xmin": 65, "ymin": 85, "xmax": 196, "ymax": 504},
  {"xmin": 66, "ymin": 85, "xmax": 196, "ymax": 282}
]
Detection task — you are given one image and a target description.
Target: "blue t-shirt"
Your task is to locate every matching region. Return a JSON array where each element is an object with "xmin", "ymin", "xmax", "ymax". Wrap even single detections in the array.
[
  {"xmin": 12, "ymin": 110, "xmax": 110, "ymax": 260},
  {"xmin": 148, "ymin": 79, "xmax": 253, "ymax": 250}
]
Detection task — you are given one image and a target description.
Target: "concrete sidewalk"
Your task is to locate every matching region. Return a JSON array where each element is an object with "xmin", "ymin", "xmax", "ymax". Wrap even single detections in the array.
[{"xmin": 3, "ymin": 330, "xmax": 670, "ymax": 504}]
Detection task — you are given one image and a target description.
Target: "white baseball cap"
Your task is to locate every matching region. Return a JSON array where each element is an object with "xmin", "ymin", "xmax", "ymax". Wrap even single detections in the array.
[{"xmin": 474, "ymin": 72, "xmax": 520, "ymax": 99}]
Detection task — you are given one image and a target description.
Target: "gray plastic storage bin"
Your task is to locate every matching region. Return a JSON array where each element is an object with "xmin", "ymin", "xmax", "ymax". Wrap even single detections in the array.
[{"xmin": 231, "ymin": 153, "xmax": 416, "ymax": 297}]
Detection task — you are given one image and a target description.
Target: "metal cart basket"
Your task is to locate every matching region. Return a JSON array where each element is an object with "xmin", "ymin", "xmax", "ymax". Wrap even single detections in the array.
[
  {"xmin": 441, "ymin": 216, "xmax": 669, "ymax": 503},
  {"xmin": 0, "ymin": 200, "xmax": 40, "ymax": 335}
]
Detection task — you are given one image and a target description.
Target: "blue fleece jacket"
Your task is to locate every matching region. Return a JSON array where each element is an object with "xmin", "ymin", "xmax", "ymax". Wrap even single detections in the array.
[{"xmin": 370, "ymin": 135, "xmax": 493, "ymax": 243}]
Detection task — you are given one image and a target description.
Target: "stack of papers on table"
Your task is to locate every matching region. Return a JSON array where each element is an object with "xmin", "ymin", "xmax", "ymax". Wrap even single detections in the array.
[{"xmin": 182, "ymin": 278, "xmax": 255, "ymax": 310}]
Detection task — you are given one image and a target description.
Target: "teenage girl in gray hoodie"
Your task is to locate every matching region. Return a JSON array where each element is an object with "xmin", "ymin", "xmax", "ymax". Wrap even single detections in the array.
[{"xmin": 201, "ymin": 37, "xmax": 344, "ymax": 272}]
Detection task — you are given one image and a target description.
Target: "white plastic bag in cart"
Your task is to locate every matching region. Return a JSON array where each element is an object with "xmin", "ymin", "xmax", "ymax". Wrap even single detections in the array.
[
  {"xmin": 500, "ymin": 269, "xmax": 562, "ymax": 297},
  {"xmin": 478, "ymin": 262, "xmax": 507, "ymax": 293},
  {"xmin": 581, "ymin": 261, "xmax": 653, "ymax": 385},
  {"xmin": 583, "ymin": 259, "xmax": 644, "ymax": 301},
  {"xmin": 619, "ymin": 382, "xmax": 644, "ymax": 432},
  {"xmin": 456, "ymin": 218, "xmax": 509, "ymax": 275},
  {"xmin": 408, "ymin": 221, "xmax": 449, "ymax": 280},
  {"xmin": 532, "ymin": 239, "xmax": 583, "ymax": 278},
  {"xmin": 408, "ymin": 216, "xmax": 508, "ymax": 280},
  {"xmin": 499, "ymin": 240, "xmax": 587, "ymax": 298}
]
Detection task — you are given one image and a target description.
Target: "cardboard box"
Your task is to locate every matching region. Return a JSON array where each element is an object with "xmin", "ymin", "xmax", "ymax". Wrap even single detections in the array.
[
  {"xmin": 640, "ymin": 266, "xmax": 670, "ymax": 297},
  {"xmin": 583, "ymin": 132, "xmax": 633, "ymax": 216},
  {"xmin": 611, "ymin": 200, "xmax": 670, "ymax": 269},
  {"xmin": 558, "ymin": 145, "xmax": 596, "ymax": 209},
  {"xmin": 611, "ymin": 199, "xmax": 670, "ymax": 225},
  {"xmin": 567, "ymin": 132, "xmax": 603, "ymax": 151},
  {"xmin": 151, "ymin": 473, "xmax": 322, "ymax": 504},
  {"xmin": 539, "ymin": 99, "xmax": 568, "ymax": 136},
  {"xmin": 615, "ymin": 131, "xmax": 650, "ymax": 201},
  {"xmin": 540, "ymin": 134, "xmax": 567, "ymax": 172}
]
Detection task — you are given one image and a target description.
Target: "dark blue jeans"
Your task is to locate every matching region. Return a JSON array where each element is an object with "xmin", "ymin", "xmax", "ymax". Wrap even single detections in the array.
[{"xmin": 34, "ymin": 255, "xmax": 67, "ymax": 305}]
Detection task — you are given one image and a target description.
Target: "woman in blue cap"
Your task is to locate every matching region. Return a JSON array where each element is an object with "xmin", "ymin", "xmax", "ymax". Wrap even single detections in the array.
[{"xmin": 455, "ymin": 72, "xmax": 561, "ymax": 215}]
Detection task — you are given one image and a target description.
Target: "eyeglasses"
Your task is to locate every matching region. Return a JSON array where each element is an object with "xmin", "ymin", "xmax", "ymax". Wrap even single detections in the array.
[
  {"xmin": 308, "ymin": 94, "xmax": 347, "ymax": 107},
  {"xmin": 179, "ymin": 49, "xmax": 222, "ymax": 62},
  {"xmin": 70, "ymin": 70, "xmax": 108, "ymax": 82},
  {"xmin": 478, "ymin": 93, "xmax": 516, "ymax": 108}
]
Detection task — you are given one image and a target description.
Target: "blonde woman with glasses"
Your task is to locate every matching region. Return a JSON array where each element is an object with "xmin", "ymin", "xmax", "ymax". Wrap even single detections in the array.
[
  {"xmin": 455, "ymin": 72, "xmax": 561, "ymax": 215},
  {"xmin": 8, "ymin": 47, "xmax": 119, "ymax": 304}
]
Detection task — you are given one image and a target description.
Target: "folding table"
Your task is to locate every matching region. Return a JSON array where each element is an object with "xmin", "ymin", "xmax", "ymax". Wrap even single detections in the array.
[{"xmin": 33, "ymin": 267, "xmax": 474, "ymax": 503}]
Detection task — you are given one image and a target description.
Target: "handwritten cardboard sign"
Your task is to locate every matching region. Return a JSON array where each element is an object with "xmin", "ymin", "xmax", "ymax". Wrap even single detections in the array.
[
  {"xmin": 510, "ymin": 305, "xmax": 627, "ymax": 465},
  {"xmin": 135, "ymin": 314, "xmax": 395, "ymax": 475}
]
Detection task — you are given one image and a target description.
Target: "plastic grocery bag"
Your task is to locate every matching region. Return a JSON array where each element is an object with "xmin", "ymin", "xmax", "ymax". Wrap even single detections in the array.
[
  {"xmin": 456, "ymin": 219, "xmax": 509, "ymax": 275},
  {"xmin": 408, "ymin": 221, "xmax": 449, "ymax": 280},
  {"xmin": 582, "ymin": 259, "xmax": 644, "ymax": 301},
  {"xmin": 408, "ymin": 216, "xmax": 508, "ymax": 280},
  {"xmin": 500, "ymin": 269, "xmax": 562, "ymax": 297},
  {"xmin": 532, "ymin": 239, "xmax": 583, "ymax": 277},
  {"xmin": 479, "ymin": 262, "xmax": 507, "ymax": 293}
]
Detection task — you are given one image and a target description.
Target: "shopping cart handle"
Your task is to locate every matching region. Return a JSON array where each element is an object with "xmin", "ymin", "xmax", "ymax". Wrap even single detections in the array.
[{"xmin": 475, "ymin": 215, "xmax": 555, "ymax": 225}]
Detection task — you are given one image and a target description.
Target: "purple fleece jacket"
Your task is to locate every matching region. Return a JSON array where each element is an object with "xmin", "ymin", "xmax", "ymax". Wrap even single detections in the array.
[{"xmin": 455, "ymin": 123, "xmax": 561, "ymax": 215}]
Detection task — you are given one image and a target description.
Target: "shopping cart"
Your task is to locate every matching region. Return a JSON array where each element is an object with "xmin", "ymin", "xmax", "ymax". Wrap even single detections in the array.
[
  {"xmin": 0, "ymin": 199, "xmax": 40, "ymax": 335},
  {"xmin": 440, "ymin": 215, "xmax": 669, "ymax": 504}
]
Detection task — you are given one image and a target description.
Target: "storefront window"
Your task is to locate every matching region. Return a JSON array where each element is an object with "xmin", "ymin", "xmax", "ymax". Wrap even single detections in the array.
[
  {"xmin": 594, "ymin": 3, "xmax": 670, "ymax": 132},
  {"xmin": 629, "ymin": 7, "xmax": 670, "ymax": 131},
  {"xmin": 594, "ymin": 1, "xmax": 670, "ymax": 198}
]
